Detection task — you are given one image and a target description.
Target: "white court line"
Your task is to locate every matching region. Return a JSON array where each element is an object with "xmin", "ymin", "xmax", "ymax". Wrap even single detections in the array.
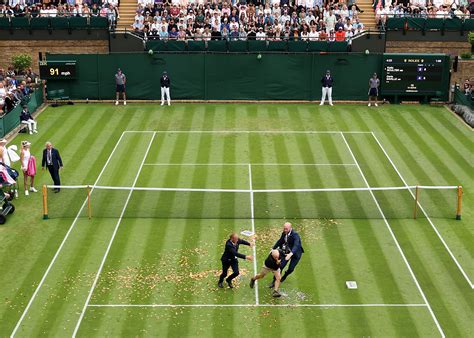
[
  {"xmin": 340, "ymin": 133, "xmax": 445, "ymax": 338},
  {"xmin": 88, "ymin": 303, "xmax": 428, "ymax": 308},
  {"xmin": 72, "ymin": 132, "xmax": 157, "ymax": 337},
  {"xmin": 371, "ymin": 132, "xmax": 474, "ymax": 289},
  {"xmin": 124, "ymin": 130, "xmax": 372, "ymax": 134},
  {"xmin": 248, "ymin": 164, "xmax": 259, "ymax": 305},
  {"xmin": 143, "ymin": 163, "xmax": 357, "ymax": 166},
  {"xmin": 10, "ymin": 132, "xmax": 128, "ymax": 338}
]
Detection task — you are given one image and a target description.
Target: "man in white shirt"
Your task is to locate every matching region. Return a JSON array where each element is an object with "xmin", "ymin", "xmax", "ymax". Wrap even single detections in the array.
[
  {"xmin": 324, "ymin": 9, "xmax": 336, "ymax": 34},
  {"xmin": 256, "ymin": 27, "xmax": 266, "ymax": 40}
]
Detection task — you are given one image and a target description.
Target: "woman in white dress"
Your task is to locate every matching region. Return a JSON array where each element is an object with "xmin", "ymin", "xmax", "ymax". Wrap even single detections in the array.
[{"xmin": 20, "ymin": 141, "xmax": 37, "ymax": 196}]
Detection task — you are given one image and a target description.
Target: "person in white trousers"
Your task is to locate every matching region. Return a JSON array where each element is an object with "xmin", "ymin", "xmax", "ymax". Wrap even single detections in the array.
[
  {"xmin": 160, "ymin": 71, "xmax": 171, "ymax": 106},
  {"xmin": 20, "ymin": 105, "xmax": 38, "ymax": 134},
  {"xmin": 320, "ymin": 70, "xmax": 334, "ymax": 106}
]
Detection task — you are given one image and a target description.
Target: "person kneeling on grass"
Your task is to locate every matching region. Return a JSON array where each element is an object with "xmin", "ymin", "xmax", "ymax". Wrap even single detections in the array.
[
  {"xmin": 218, "ymin": 233, "xmax": 253, "ymax": 289},
  {"xmin": 250, "ymin": 249, "xmax": 283, "ymax": 298}
]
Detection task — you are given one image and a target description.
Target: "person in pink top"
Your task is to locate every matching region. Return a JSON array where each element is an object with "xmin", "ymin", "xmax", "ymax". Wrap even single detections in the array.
[{"xmin": 20, "ymin": 141, "xmax": 37, "ymax": 196}]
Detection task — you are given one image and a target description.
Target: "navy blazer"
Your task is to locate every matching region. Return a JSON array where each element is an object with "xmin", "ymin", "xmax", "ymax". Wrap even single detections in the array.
[
  {"xmin": 42, "ymin": 148, "xmax": 63, "ymax": 170},
  {"xmin": 221, "ymin": 239, "xmax": 250, "ymax": 262},
  {"xmin": 273, "ymin": 230, "xmax": 304, "ymax": 258}
]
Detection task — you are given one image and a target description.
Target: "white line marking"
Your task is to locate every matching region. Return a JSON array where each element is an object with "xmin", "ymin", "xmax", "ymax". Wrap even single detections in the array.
[
  {"xmin": 124, "ymin": 130, "xmax": 371, "ymax": 134},
  {"xmin": 371, "ymin": 132, "xmax": 473, "ymax": 289},
  {"xmin": 87, "ymin": 303, "xmax": 428, "ymax": 308},
  {"xmin": 143, "ymin": 163, "xmax": 357, "ymax": 166},
  {"xmin": 72, "ymin": 132, "xmax": 157, "ymax": 337},
  {"xmin": 340, "ymin": 133, "xmax": 445, "ymax": 338},
  {"xmin": 248, "ymin": 164, "xmax": 259, "ymax": 305},
  {"xmin": 10, "ymin": 132, "xmax": 127, "ymax": 338}
]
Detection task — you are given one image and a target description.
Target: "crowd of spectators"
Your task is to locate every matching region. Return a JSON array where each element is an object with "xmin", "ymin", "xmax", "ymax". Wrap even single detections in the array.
[
  {"xmin": 0, "ymin": 0, "xmax": 120, "ymax": 28},
  {"xmin": 374, "ymin": 1, "xmax": 474, "ymax": 27},
  {"xmin": 0, "ymin": 67, "xmax": 38, "ymax": 116},
  {"xmin": 131, "ymin": 2, "xmax": 366, "ymax": 42}
]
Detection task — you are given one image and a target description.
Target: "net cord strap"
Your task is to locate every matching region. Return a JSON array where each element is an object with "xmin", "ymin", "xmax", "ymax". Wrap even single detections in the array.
[{"xmin": 45, "ymin": 185, "xmax": 460, "ymax": 193}]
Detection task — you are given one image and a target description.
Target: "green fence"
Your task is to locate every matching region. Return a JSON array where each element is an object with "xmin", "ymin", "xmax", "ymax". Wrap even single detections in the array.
[
  {"xmin": 454, "ymin": 88, "xmax": 474, "ymax": 109},
  {"xmin": 0, "ymin": 85, "xmax": 44, "ymax": 138},
  {"xmin": 146, "ymin": 40, "xmax": 349, "ymax": 53},
  {"xmin": 45, "ymin": 52, "xmax": 383, "ymax": 101},
  {"xmin": 0, "ymin": 16, "xmax": 108, "ymax": 30},
  {"xmin": 386, "ymin": 17, "xmax": 474, "ymax": 32}
]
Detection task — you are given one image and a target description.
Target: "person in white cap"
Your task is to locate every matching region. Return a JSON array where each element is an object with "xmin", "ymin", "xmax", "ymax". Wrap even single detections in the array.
[{"xmin": 20, "ymin": 141, "xmax": 37, "ymax": 196}]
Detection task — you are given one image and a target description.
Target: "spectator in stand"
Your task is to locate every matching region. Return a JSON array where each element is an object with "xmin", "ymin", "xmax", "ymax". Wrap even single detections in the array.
[
  {"xmin": 463, "ymin": 79, "xmax": 471, "ymax": 96},
  {"xmin": 335, "ymin": 26, "xmax": 345, "ymax": 41}
]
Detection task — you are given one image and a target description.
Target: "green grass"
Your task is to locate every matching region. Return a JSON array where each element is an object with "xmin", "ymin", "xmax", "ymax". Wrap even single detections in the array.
[{"xmin": 0, "ymin": 103, "xmax": 472, "ymax": 337}]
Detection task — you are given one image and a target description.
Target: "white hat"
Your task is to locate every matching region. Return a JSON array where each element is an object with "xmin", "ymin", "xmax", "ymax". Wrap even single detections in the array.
[{"xmin": 21, "ymin": 140, "xmax": 31, "ymax": 147}]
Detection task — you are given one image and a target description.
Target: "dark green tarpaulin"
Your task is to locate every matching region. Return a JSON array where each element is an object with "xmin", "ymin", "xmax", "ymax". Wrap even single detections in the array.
[{"xmin": 46, "ymin": 52, "xmax": 385, "ymax": 101}]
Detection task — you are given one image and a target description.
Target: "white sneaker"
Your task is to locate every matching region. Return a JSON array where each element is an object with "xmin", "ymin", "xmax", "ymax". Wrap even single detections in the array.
[
  {"xmin": 25, "ymin": 190, "xmax": 29, "ymax": 196},
  {"xmin": 375, "ymin": 103, "xmax": 378, "ymax": 107},
  {"xmin": 29, "ymin": 131, "xmax": 33, "ymax": 135},
  {"xmin": 330, "ymin": 103, "xmax": 334, "ymax": 106},
  {"xmin": 160, "ymin": 102, "xmax": 164, "ymax": 106},
  {"xmin": 167, "ymin": 102, "xmax": 171, "ymax": 106},
  {"xmin": 115, "ymin": 101, "xmax": 119, "ymax": 105},
  {"xmin": 368, "ymin": 103, "xmax": 371, "ymax": 107},
  {"xmin": 33, "ymin": 130, "xmax": 38, "ymax": 133},
  {"xmin": 124, "ymin": 101, "xmax": 127, "ymax": 105},
  {"xmin": 15, "ymin": 190, "xmax": 18, "ymax": 199},
  {"xmin": 30, "ymin": 187, "xmax": 38, "ymax": 193},
  {"xmin": 319, "ymin": 103, "xmax": 324, "ymax": 106}
]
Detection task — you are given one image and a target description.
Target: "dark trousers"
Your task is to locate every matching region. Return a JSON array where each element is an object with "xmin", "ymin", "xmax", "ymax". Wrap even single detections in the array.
[
  {"xmin": 219, "ymin": 259, "xmax": 239, "ymax": 283},
  {"xmin": 276, "ymin": 254, "xmax": 302, "ymax": 283},
  {"xmin": 47, "ymin": 166, "xmax": 61, "ymax": 190}
]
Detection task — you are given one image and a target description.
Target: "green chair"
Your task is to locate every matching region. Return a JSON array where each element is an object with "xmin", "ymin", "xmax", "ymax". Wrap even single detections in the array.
[
  {"xmin": 187, "ymin": 40, "xmax": 206, "ymax": 52},
  {"xmin": 30, "ymin": 17, "xmax": 50, "ymax": 29},
  {"xmin": 227, "ymin": 40, "xmax": 248, "ymax": 52},
  {"xmin": 11, "ymin": 17, "xmax": 30, "ymax": 29},
  {"xmin": 267, "ymin": 40, "xmax": 287, "ymax": 52},
  {"xmin": 69, "ymin": 16, "xmax": 88, "ymax": 29},
  {"xmin": 0, "ymin": 17, "xmax": 10, "ymax": 30},
  {"xmin": 51, "ymin": 17, "xmax": 69, "ymax": 29},
  {"xmin": 47, "ymin": 89, "xmax": 70, "ymax": 106},
  {"xmin": 207, "ymin": 40, "xmax": 228, "ymax": 52}
]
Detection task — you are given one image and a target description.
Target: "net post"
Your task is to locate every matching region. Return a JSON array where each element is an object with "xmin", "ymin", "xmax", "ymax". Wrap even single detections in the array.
[
  {"xmin": 413, "ymin": 186, "xmax": 419, "ymax": 219},
  {"xmin": 87, "ymin": 185, "xmax": 92, "ymax": 220},
  {"xmin": 42, "ymin": 185, "xmax": 49, "ymax": 220},
  {"xmin": 456, "ymin": 186, "xmax": 462, "ymax": 220}
]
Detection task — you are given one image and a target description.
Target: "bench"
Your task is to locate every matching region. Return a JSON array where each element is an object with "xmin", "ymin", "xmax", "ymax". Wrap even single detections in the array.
[{"xmin": 47, "ymin": 89, "xmax": 71, "ymax": 106}]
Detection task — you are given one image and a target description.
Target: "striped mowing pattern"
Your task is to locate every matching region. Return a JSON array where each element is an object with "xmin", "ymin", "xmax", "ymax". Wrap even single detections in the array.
[{"xmin": 0, "ymin": 104, "xmax": 472, "ymax": 337}]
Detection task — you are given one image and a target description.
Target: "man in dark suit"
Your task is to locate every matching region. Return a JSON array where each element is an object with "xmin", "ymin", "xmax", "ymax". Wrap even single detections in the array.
[
  {"xmin": 270, "ymin": 222, "xmax": 304, "ymax": 287},
  {"xmin": 41, "ymin": 142, "xmax": 63, "ymax": 193},
  {"xmin": 218, "ymin": 233, "xmax": 253, "ymax": 289}
]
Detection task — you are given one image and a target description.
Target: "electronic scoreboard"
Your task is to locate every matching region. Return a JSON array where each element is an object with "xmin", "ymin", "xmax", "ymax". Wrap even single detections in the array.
[
  {"xmin": 381, "ymin": 54, "xmax": 450, "ymax": 99},
  {"xmin": 39, "ymin": 60, "xmax": 76, "ymax": 80}
]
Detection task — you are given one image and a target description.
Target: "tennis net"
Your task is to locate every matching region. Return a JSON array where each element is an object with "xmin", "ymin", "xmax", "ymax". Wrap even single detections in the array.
[{"xmin": 42, "ymin": 184, "xmax": 463, "ymax": 220}]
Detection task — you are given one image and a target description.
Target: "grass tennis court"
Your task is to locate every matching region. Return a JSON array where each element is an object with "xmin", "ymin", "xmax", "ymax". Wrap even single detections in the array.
[{"xmin": 0, "ymin": 103, "xmax": 472, "ymax": 337}]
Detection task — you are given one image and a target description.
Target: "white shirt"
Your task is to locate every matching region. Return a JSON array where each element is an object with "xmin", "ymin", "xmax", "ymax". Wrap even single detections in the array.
[{"xmin": 256, "ymin": 31, "xmax": 266, "ymax": 40}]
